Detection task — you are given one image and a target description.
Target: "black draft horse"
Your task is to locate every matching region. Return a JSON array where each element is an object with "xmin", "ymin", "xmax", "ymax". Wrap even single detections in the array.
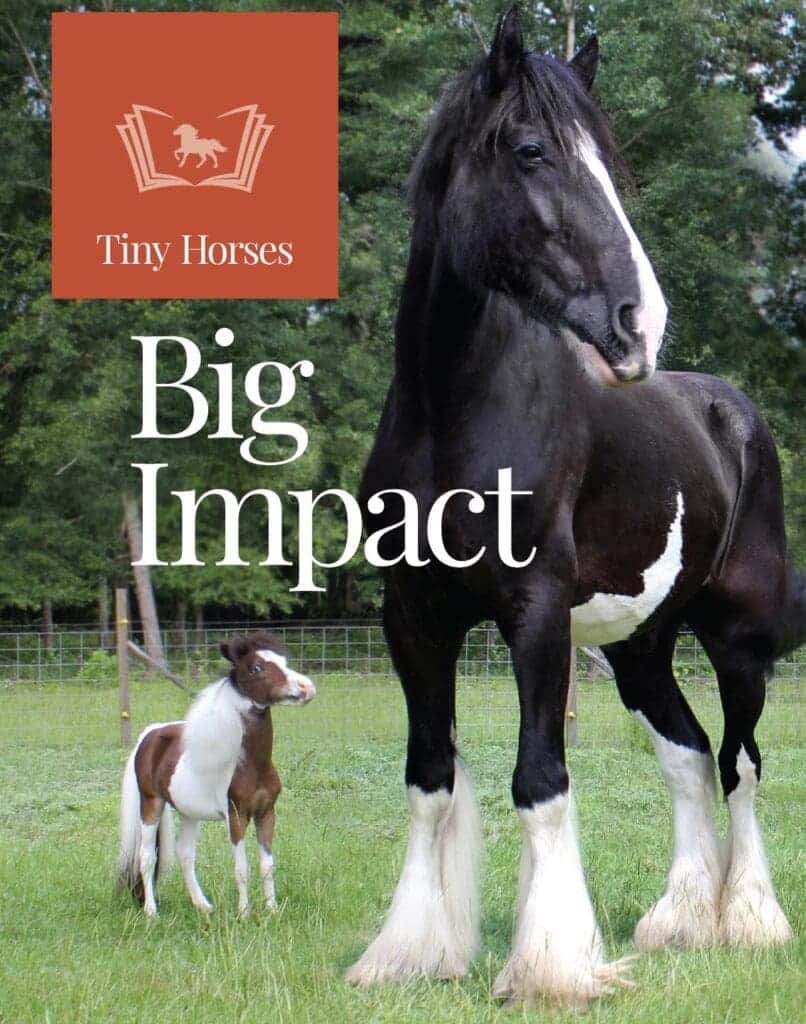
[{"xmin": 349, "ymin": 6, "xmax": 803, "ymax": 1007}]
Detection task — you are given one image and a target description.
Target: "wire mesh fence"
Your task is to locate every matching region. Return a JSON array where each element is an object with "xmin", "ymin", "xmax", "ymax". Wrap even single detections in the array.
[{"xmin": 0, "ymin": 620, "xmax": 803, "ymax": 751}]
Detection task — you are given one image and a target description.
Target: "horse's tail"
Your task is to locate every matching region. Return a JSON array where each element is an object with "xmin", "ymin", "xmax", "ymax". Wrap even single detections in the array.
[
  {"xmin": 117, "ymin": 741, "xmax": 145, "ymax": 903},
  {"xmin": 117, "ymin": 728, "xmax": 175, "ymax": 902},
  {"xmin": 211, "ymin": 140, "xmax": 227, "ymax": 152},
  {"xmin": 773, "ymin": 564, "xmax": 806, "ymax": 659}
]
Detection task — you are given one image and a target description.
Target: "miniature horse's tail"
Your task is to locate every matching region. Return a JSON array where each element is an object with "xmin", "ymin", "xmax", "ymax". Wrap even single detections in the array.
[{"xmin": 117, "ymin": 731, "xmax": 175, "ymax": 903}]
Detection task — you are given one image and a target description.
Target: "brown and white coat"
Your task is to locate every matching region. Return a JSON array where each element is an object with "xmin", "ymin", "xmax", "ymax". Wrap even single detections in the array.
[{"xmin": 117, "ymin": 633, "xmax": 315, "ymax": 918}]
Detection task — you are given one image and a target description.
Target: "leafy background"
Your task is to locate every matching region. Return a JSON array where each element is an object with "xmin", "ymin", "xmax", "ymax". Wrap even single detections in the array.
[{"xmin": 0, "ymin": 0, "xmax": 803, "ymax": 628}]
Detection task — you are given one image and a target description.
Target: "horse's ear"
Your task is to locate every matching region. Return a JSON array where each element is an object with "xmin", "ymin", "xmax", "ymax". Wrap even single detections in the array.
[
  {"xmin": 488, "ymin": 5, "xmax": 525, "ymax": 95},
  {"xmin": 569, "ymin": 35, "xmax": 598, "ymax": 91},
  {"xmin": 220, "ymin": 640, "xmax": 233, "ymax": 663}
]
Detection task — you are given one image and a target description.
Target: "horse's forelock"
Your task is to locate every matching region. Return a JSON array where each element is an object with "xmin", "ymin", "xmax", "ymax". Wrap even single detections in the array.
[
  {"xmin": 228, "ymin": 631, "xmax": 287, "ymax": 662},
  {"xmin": 407, "ymin": 49, "xmax": 624, "ymax": 218}
]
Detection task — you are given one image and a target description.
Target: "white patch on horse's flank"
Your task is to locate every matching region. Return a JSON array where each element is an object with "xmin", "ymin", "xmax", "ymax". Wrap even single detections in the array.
[
  {"xmin": 630, "ymin": 712, "xmax": 722, "ymax": 950},
  {"xmin": 257, "ymin": 648, "xmax": 317, "ymax": 704},
  {"xmin": 346, "ymin": 758, "xmax": 482, "ymax": 986},
  {"xmin": 720, "ymin": 745, "xmax": 793, "ymax": 945},
  {"xmin": 571, "ymin": 491, "xmax": 684, "ymax": 646},
  {"xmin": 575, "ymin": 125, "xmax": 668, "ymax": 369},
  {"xmin": 494, "ymin": 792, "xmax": 632, "ymax": 1004},
  {"xmin": 168, "ymin": 679, "xmax": 250, "ymax": 820}
]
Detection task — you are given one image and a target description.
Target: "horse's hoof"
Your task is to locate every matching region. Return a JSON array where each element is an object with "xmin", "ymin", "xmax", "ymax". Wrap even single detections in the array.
[
  {"xmin": 493, "ymin": 953, "xmax": 636, "ymax": 1007},
  {"xmin": 634, "ymin": 891, "xmax": 720, "ymax": 951},
  {"xmin": 719, "ymin": 881, "xmax": 793, "ymax": 947}
]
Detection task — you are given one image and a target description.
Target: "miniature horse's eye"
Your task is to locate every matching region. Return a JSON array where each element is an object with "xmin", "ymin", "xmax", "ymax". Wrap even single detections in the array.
[
  {"xmin": 516, "ymin": 141, "xmax": 545, "ymax": 165},
  {"xmin": 250, "ymin": 664, "xmax": 263, "ymax": 674}
]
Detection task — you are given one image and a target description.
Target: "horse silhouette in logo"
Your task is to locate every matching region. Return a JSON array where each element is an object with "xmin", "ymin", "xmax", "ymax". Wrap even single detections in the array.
[{"xmin": 172, "ymin": 123, "xmax": 227, "ymax": 169}]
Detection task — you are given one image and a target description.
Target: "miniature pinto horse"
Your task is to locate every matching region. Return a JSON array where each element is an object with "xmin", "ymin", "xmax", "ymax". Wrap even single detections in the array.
[
  {"xmin": 117, "ymin": 633, "xmax": 315, "ymax": 918},
  {"xmin": 350, "ymin": 6, "xmax": 803, "ymax": 1006}
]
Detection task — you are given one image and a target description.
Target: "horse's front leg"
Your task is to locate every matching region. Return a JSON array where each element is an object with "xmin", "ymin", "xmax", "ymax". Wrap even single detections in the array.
[
  {"xmin": 229, "ymin": 801, "xmax": 251, "ymax": 919},
  {"xmin": 346, "ymin": 582, "xmax": 482, "ymax": 986},
  {"xmin": 173, "ymin": 148, "xmax": 182, "ymax": 163},
  {"xmin": 494, "ymin": 582, "xmax": 633, "ymax": 1007},
  {"xmin": 254, "ymin": 773, "xmax": 281, "ymax": 911}
]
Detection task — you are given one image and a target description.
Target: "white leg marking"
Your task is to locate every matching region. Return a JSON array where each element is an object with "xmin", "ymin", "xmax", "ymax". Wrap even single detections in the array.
[
  {"xmin": 233, "ymin": 840, "xmax": 249, "ymax": 919},
  {"xmin": 140, "ymin": 821, "xmax": 160, "ymax": 918},
  {"xmin": 259, "ymin": 846, "xmax": 277, "ymax": 911},
  {"xmin": 633, "ymin": 712, "xmax": 723, "ymax": 950},
  {"xmin": 494, "ymin": 792, "xmax": 633, "ymax": 1006},
  {"xmin": 176, "ymin": 817, "xmax": 212, "ymax": 913},
  {"xmin": 720, "ymin": 746, "xmax": 792, "ymax": 945},
  {"xmin": 346, "ymin": 757, "xmax": 482, "ymax": 985}
]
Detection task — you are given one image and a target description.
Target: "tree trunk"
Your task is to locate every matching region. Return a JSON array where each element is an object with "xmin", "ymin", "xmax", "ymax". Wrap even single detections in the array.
[
  {"xmin": 98, "ymin": 578, "xmax": 111, "ymax": 650},
  {"xmin": 122, "ymin": 492, "xmax": 166, "ymax": 671},
  {"xmin": 564, "ymin": 0, "xmax": 576, "ymax": 60},
  {"xmin": 42, "ymin": 598, "xmax": 54, "ymax": 652}
]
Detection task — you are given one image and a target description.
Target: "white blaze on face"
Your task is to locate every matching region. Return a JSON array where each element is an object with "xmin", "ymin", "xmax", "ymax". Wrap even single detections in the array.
[
  {"xmin": 257, "ymin": 649, "xmax": 316, "ymax": 704},
  {"xmin": 575, "ymin": 125, "xmax": 668, "ymax": 369}
]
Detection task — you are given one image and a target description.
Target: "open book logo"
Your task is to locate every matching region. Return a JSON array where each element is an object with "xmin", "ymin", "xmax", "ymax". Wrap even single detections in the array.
[{"xmin": 116, "ymin": 104, "xmax": 274, "ymax": 193}]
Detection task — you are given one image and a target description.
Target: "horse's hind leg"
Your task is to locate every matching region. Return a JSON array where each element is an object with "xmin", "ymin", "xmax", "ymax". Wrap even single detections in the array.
[
  {"xmin": 604, "ymin": 627, "xmax": 722, "ymax": 950},
  {"xmin": 139, "ymin": 795, "xmax": 164, "ymax": 919},
  {"xmin": 346, "ymin": 581, "xmax": 482, "ymax": 986},
  {"xmin": 176, "ymin": 817, "xmax": 212, "ymax": 913},
  {"xmin": 691, "ymin": 609, "xmax": 793, "ymax": 946}
]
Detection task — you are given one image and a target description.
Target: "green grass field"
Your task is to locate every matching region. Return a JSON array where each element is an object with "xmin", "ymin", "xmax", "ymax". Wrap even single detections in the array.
[{"xmin": 0, "ymin": 675, "xmax": 802, "ymax": 1023}]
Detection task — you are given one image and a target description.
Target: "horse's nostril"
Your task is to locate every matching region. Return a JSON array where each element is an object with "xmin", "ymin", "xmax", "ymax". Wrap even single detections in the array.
[{"xmin": 615, "ymin": 302, "xmax": 638, "ymax": 339}]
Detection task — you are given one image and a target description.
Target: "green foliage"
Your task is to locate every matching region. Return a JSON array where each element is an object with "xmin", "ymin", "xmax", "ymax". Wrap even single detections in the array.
[
  {"xmin": 75, "ymin": 649, "xmax": 117, "ymax": 688},
  {"xmin": 0, "ymin": 0, "xmax": 803, "ymax": 623}
]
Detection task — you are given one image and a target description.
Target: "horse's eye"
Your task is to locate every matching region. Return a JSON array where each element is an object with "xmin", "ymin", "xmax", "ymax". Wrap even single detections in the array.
[
  {"xmin": 250, "ymin": 664, "xmax": 263, "ymax": 674},
  {"xmin": 516, "ymin": 141, "xmax": 545, "ymax": 164}
]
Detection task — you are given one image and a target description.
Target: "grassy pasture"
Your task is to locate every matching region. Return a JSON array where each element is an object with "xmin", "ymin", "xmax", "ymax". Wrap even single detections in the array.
[{"xmin": 0, "ymin": 675, "xmax": 803, "ymax": 1023}]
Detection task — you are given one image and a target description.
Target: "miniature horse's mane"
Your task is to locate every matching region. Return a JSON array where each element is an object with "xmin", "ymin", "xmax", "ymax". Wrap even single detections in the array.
[
  {"xmin": 407, "ymin": 52, "xmax": 623, "ymax": 222},
  {"xmin": 223, "ymin": 631, "xmax": 287, "ymax": 662}
]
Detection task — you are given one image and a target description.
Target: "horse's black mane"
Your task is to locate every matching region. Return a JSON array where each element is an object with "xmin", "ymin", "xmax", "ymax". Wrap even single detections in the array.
[{"xmin": 408, "ymin": 51, "xmax": 622, "ymax": 217}]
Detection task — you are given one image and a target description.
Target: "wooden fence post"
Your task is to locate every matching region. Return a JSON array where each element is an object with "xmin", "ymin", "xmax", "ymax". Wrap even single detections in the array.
[
  {"xmin": 116, "ymin": 588, "xmax": 132, "ymax": 748},
  {"xmin": 566, "ymin": 644, "xmax": 578, "ymax": 747}
]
